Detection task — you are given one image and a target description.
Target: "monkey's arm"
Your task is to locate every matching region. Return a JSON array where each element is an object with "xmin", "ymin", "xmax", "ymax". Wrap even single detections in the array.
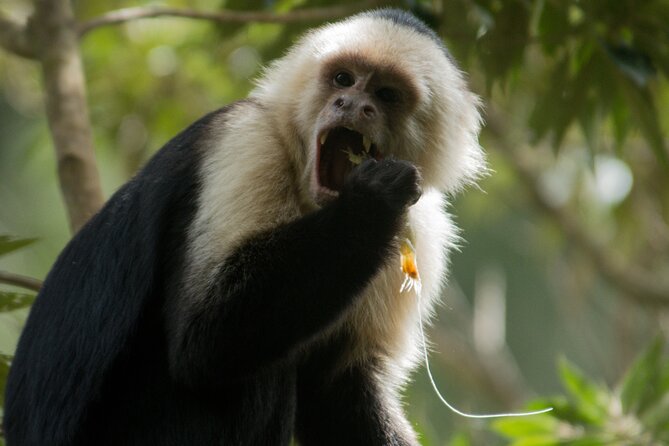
[{"xmin": 166, "ymin": 159, "xmax": 420, "ymax": 385}]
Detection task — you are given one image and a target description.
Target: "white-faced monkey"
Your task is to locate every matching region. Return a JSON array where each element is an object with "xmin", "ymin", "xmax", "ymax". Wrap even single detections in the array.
[{"xmin": 5, "ymin": 8, "xmax": 484, "ymax": 446}]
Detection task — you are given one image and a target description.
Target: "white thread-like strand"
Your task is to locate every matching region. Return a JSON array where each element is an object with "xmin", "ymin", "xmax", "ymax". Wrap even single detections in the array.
[{"xmin": 415, "ymin": 291, "xmax": 553, "ymax": 419}]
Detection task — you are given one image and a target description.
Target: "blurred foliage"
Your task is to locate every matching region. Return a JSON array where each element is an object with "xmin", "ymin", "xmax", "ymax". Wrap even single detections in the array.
[
  {"xmin": 494, "ymin": 339, "xmax": 669, "ymax": 445},
  {"xmin": 438, "ymin": 0, "xmax": 669, "ymax": 165},
  {"xmin": 0, "ymin": 0, "xmax": 668, "ymax": 445}
]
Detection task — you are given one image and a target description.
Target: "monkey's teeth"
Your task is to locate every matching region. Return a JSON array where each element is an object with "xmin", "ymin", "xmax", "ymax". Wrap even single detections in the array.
[
  {"xmin": 320, "ymin": 131, "xmax": 328, "ymax": 145},
  {"xmin": 363, "ymin": 136, "xmax": 371, "ymax": 152}
]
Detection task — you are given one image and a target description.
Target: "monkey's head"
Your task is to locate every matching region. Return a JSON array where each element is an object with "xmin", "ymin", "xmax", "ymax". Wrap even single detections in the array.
[{"xmin": 252, "ymin": 9, "xmax": 485, "ymax": 207}]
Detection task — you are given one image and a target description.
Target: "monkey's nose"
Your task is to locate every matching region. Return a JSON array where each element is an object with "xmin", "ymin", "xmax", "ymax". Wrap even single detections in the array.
[
  {"xmin": 361, "ymin": 104, "xmax": 376, "ymax": 119},
  {"xmin": 334, "ymin": 97, "xmax": 346, "ymax": 108}
]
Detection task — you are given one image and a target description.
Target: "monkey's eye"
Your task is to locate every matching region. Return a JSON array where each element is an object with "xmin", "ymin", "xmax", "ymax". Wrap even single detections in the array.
[
  {"xmin": 334, "ymin": 71, "xmax": 355, "ymax": 88},
  {"xmin": 376, "ymin": 87, "xmax": 400, "ymax": 103}
]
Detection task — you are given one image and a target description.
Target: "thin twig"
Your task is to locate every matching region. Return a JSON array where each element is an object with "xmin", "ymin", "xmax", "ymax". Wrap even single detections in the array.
[
  {"xmin": 0, "ymin": 12, "xmax": 35, "ymax": 58},
  {"xmin": 0, "ymin": 271, "xmax": 42, "ymax": 292},
  {"xmin": 484, "ymin": 106, "xmax": 669, "ymax": 307},
  {"xmin": 78, "ymin": 2, "xmax": 382, "ymax": 36}
]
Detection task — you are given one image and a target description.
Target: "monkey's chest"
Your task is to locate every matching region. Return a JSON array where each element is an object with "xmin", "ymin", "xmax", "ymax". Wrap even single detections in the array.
[
  {"xmin": 342, "ymin": 251, "xmax": 423, "ymax": 363},
  {"xmin": 340, "ymin": 219, "xmax": 448, "ymax": 372}
]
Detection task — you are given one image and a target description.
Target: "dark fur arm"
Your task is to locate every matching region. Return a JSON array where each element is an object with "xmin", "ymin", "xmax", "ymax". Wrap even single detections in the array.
[
  {"xmin": 296, "ymin": 363, "xmax": 418, "ymax": 446},
  {"xmin": 166, "ymin": 159, "xmax": 420, "ymax": 385}
]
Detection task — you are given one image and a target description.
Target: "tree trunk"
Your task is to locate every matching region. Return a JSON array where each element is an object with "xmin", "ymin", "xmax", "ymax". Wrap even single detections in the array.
[{"xmin": 31, "ymin": 0, "xmax": 104, "ymax": 233}]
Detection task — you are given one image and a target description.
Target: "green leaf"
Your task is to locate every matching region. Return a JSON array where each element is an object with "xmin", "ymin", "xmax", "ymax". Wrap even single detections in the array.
[
  {"xmin": 528, "ymin": 48, "xmax": 597, "ymax": 152},
  {"xmin": 447, "ymin": 432, "xmax": 470, "ymax": 446},
  {"xmin": 536, "ymin": 0, "xmax": 569, "ymax": 55},
  {"xmin": 577, "ymin": 98, "xmax": 600, "ymax": 166},
  {"xmin": 476, "ymin": 0, "xmax": 531, "ymax": 84},
  {"xmin": 528, "ymin": 57, "xmax": 569, "ymax": 146},
  {"xmin": 558, "ymin": 358, "xmax": 608, "ymax": 425},
  {"xmin": 640, "ymin": 392, "xmax": 669, "ymax": 433},
  {"xmin": 546, "ymin": 397, "xmax": 599, "ymax": 426},
  {"xmin": 0, "ymin": 291, "xmax": 36, "ymax": 312},
  {"xmin": 619, "ymin": 77, "xmax": 669, "ymax": 169},
  {"xmin": 558, "ymin": 437, "xmax": 609, "ymax": 446},
  {"xmin": 508, "ymin": 435, "xmax": 559, "ymax": 446},
  {"xmin": 610, "ymin": 93, "xmax": 631, "ymax": 152},
  {"xmin": 619, "ymin": 337, "xmax": 663, "ymax": 415},
  {"xmin": 0, "ymin": 235, "xmax": 37, "ymax": 257},
  {"xmin": 494, "ymin": 414, "xmax": 557, "ymax": 438}
]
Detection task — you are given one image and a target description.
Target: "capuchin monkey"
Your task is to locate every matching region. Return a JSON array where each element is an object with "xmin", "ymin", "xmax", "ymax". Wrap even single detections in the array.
[{"xmin": 4, "ymin": 8, "xmax": 484, "ymax": 446}]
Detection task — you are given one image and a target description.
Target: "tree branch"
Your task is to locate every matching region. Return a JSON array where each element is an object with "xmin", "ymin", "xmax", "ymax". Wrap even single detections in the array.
[
  {"xmin": 31, "ymin": 0, "xmax": 105, "ymax": 234},
  {"xmin": 0, "ymin": 271, "xmax": 42, "ymax": 292},
  {"xmin": 78, "ymin": 2, "xmax": 382, "ymax": 36},
  {"xmin": 484, "ymin": 106, "xmax": 669, "ymax": 307},
  {"xmin": 0, "ymin": 12, "xmax": 35, "ymax": 58}
]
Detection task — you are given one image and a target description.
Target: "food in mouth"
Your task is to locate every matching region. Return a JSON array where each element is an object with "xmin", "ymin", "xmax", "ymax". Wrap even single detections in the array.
[{"xmin": 317, "ymin": 127, "xmax": 381, "ymax": 192}]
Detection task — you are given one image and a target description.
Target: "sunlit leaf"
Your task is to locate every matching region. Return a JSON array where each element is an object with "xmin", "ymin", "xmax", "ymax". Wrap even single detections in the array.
[
  {"xmin": 508, "ymin": 435, "xmax": 559, "ymax": 446},
  {"xmin": 494, "ymin": 414, "xmax": 557, "ymax": 437}
]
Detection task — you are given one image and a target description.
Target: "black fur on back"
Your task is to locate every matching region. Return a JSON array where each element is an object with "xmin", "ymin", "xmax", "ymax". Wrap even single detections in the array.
[{"xmin": 4, "ymin": 107, "xmax": 222, "ymax": 445}]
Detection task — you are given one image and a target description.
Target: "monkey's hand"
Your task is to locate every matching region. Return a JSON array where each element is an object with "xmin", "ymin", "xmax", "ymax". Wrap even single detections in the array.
[{"xmin": 342, "ymin": 158, "xmax": 422, "ymax": 213}]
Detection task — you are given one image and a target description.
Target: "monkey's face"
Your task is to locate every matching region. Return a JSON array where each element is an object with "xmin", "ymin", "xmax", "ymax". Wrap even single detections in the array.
[
  {"xmin": 309, "ymin": 55, "xmax": 420, "ymax": 205},
  {"xmin": 252, "ymin": 13, "xmax": 485, "ymax": 206}
]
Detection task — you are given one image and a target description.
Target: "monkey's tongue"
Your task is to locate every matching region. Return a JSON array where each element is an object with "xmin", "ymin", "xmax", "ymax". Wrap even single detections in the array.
[
  {"xmin": 319, "ymin": 127, "xmax": 364, "ymax": 192},
  {"xmin": 319, "ymin": 145, "xmax": 353, "ymax": 191},
  {"xmin": 329, "ymin": 149, "xmax": 353, "ymax": 190}
]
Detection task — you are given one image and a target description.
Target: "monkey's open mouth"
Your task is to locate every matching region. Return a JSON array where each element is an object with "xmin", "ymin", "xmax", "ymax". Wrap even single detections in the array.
[{"xmin": 317, "ymin": 127, "xmax": 380, "ymax": 193}]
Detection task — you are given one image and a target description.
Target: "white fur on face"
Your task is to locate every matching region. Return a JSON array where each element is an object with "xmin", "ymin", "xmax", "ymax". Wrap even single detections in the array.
[{"xmin": 252, "ymin": 14, "xmax": 486, "ymax": 198}]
